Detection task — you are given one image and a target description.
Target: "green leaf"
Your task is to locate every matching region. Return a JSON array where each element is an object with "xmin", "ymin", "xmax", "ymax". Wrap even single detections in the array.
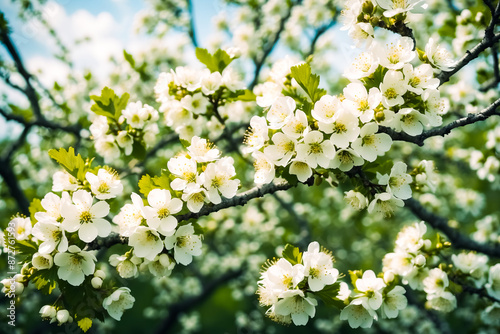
[
  {"xmin": 153, "ymin": 171, "xmax": 173, "ymax": 191},
  {"xmin": 195, "ymin": 48, "xmax": 233, "ymax": 73},
  {"xmin": 78, "ymin": 318, "xmax": 93, "ymax": 333},
  {"xmin": 90, "ymin": 86, "xmax": 130, "ymax": 121},
  {"xmin": 290, "ymin": 63, "xmax": 326, "ymax": 103},
  {"xmin": 30, "ymin": 266, "xmax": 58, "ymax": 294},
  {"xmin": 29, "ymin": 198, "xmax": 43, "ymax": 224},
  {"xmin": 225, "ymin": 89, "xmax": 256, "ymax": 102},
  {"xmin": 138, "ymin": 174, "xmax": 155, "ymax": 197},
  {"xmin": 14, "ymin": 239, "xmax": 38, "ymax": 256},
  {"xmin": 123, "ymin": 49, "xmax": 135, "ymax": 68},
  {"xmin": 48, "ymin": 147, "xmax": 86, "ymax": 180},
  {"xmin": 312, "ymin": 282, "xmax": 344, "ymax": 309},
  {"xmin": 138, "ymin": 172, "xmax": 173, "ymax": 197},
  {"xmin": 282, "ymin": 244, "xmax": 302, "ymax": 265}
]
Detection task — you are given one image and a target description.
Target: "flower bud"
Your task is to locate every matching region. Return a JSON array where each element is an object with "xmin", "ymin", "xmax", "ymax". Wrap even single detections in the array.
[
  {"xmin": 384, "ymin": 271, "xmax": 395, "ymax": 283},
  {"xmin": 94, "ymin": 269, "xmax": 106, "ymax": 279},
  {"xmin": 91, "ymin": 277, "xmax": 103, "ymax": 289},
  {"xmin": 375, "ymin": 110, "xmax": 385, "ymax": 122},
  {"xmin": 56, "ymin": 310, "xmax": 72, "ymax": 324},
  {"xmin": 415, "ymin": 254, "xmax": 426, "ymax": 267},
  {"xmin": 39, "ymin": 305, "xmax": 57, "ymax": 319},
  {"xmin": 362, "ymin": 0, "xmax": 374, "ymax": 14}
]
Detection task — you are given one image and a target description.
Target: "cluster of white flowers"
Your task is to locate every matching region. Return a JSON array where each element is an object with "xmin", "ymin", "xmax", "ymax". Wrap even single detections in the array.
[
  {"xmin": 154, "ymin": 62, "xmax": 245, "ymax": 141},
  {"xmin": 382, "ymin": 222, "xmax": 459, "ymax": 312},
  {"xmin": 245, "ymin": 90, "xmax": 393, "ymax": 184},
  {"xmin": 0, "ymin": 165, "xmax": 140, "ymax": 324},
  {"xmin": 112, "ymin": 136, "xmax": 239, "ymax": 277},
  {"xmin": 341, "ymin": 0, "xmax": 427, "ymax": 46},
  {"xmin": 339, "ymin": 270, "xmax": 407, "ymax": 328},
  {"xmin": 90, "ymin": 101, "xmax": 160, "ymax": 163},
  {"xmin": 257, "ymin": 242, "xmax": 339, "ymax": 326},
  {"xmin": 257, "ymin": 241, "xmax": 411, "ymax": 329},
  {"xmin": 246, "ymin": 35, "xmax": 449, "ymax": 197}
]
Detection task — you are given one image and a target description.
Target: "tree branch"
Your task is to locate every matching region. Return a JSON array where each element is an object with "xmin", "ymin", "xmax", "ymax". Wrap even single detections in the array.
[
  {"xmin": 0, "ymin": 107, "xmax": 81, "ymax": 136},
  {"xmin": 186, "ymin": 0, "xmax": 198, "ymax": 48},
  {"xmin": 379, "ymin": 97, "xmax": 500, "ymax": 146},
  {"xmin": 437, "ymin": 33, "xmax": 500, "ymax": 85},
  {"xmin": 0, "ymin": 160, "xmax": 30, "ymax": 216},
  {"xmin": 404, "ymin": 198, "xmax": 500, "ymax": 258},
  {"xmin": 87, "ymin": 179, "xmax": 314, "ymax": 250}
]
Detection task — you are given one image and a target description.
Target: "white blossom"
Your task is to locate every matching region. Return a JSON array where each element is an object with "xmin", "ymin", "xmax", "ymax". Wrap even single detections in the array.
[
  {"xmin": 164, "ymin": 223, "xmax": 202, "ymax": 265},
  {"xmin": 330, "ymin": 148, "xmax": 364, "ymax": 172},
  {"xmin": 342, "ymin": 83, "xmax": 382, "ymax": 123},
  {"xmin": 128, "ymin": 226, "xmax": 164, "ymax": 261},
  {"xmin": 187, "ymin": 136, "xmax": 220, "ymax": 163},
  {"xmin": 302, "ymin": 242, "xmax": 339, "ymax": 291},
  {"xmin": 54, "ymin": 245, "xmax": 96, "ymax": 286},
  {"xmin": 103, "ymin": 287, "xmax": 135, "ymax": 321},
  {"xmin": 267, "ymin": 96, "xmax": 296, "ymax": 129},
  {"xmin": 351, "ymin": 123, "xmax": 392, "ymax": 162},
  {"xmin": 378, "ymin": 161, "xmax": 413, "ymax": 200},
  {"xmin": 367, "ymin": 192, "xmax": 404, "ymax": 217},
  {"xmin": 142, "ymin": 189, "xmax": 182, "ymax": 236},
  {"xmin": 425, "ymin": 38, "xmax": 455, "ymax": 71},
  {"xmin": 203, "ymin": 157, "xmax": 240, "ymax": 204},
  {"xmin": 381, "ymin": 286, "xmax": 407, "ymax": 319},
  {"xmin": 86, "ymin": 169, "xmax": 123, "ymax": 200},
  {"xmin": 296, "ymin": 131, "xmax": 335, "ymax": 168},
  {"xmin": 375, "ymin": 37, "xmax": 415, "ymax": 70},
  {"xmin": 61, "ymin": 190, "xmax": 111, "ymax": 243},
  {"xmin": 252, "ymin": 151, "xmax": 276, "ymax": 185},
  {"xmin": 274, "ymin": 290, "xmax": 317, "ymax": 326}
]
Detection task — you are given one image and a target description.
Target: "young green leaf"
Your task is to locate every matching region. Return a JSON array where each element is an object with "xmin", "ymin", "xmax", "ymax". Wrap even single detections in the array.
[
  {"xmin": 195, "ymin": 48, "xmax": 233, "ymax": 73},
  {"xmin": 312, "ymin": 282, "xmax": 344, "ymax": 309},
  {"xmin": 123, "ymin": 49, "xmax": 135, "ymax": 68},
  {"xmin": 29, "ymin": 198, "xmax": 43, "ymax": 224},
  {"xmin": 282, "ymin": 243, "xmax": 302, "ymax": 265},
  {"xmin": 290, "ymin": 63, "xmax": 326, "ymax": 103},
  {"xmin": 138, "ymin": 174, "xmax": 155, "ymax": 197},
  {"xmin": 90, "ymin": 86, "xmax": 130, "ymax": 121},
  {"xmin": 78, "ymin": 318, "xmax": 93, "ymax": 333},
  {"xmin": 48, "ymin": 147, "xmax": 86, "ymax": 180}
]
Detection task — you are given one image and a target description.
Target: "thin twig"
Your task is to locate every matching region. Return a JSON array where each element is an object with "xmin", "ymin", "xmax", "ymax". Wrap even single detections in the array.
[
  {"xmin": 379, "ymin": 97, "xmax": 500, "ymax": 146},
  {"xmin": 437, "ymin": 33, "xmax": 500, "ymax": 85},
  {"xmin": 404, "ymin": 198, "xmax": 500, "ymax": 258},
  {"xmin": 186, "ymin": 0, "xmax": 198, "ymax": 48},
  {"xmin": 87, "ymin": 178, "xmax": 314, "ymax": 250}
]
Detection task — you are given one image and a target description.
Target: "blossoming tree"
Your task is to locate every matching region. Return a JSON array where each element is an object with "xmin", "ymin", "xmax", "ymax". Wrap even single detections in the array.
[{"xmin": 1, "ymin": 0, "xmax": 500, "ymax": 332}]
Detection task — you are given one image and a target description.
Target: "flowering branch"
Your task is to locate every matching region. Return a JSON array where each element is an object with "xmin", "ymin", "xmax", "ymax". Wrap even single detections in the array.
[
  {"xmin": 404, "ymin": 198, "xmax": 500, "ymax": 258},
  {"xmin": 87, "ymin": 179, "xmax": 313, "ymax": 251},
  {"xmin": 379, "ymin": 97, "xmax": 500, "ymax": 146}
]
